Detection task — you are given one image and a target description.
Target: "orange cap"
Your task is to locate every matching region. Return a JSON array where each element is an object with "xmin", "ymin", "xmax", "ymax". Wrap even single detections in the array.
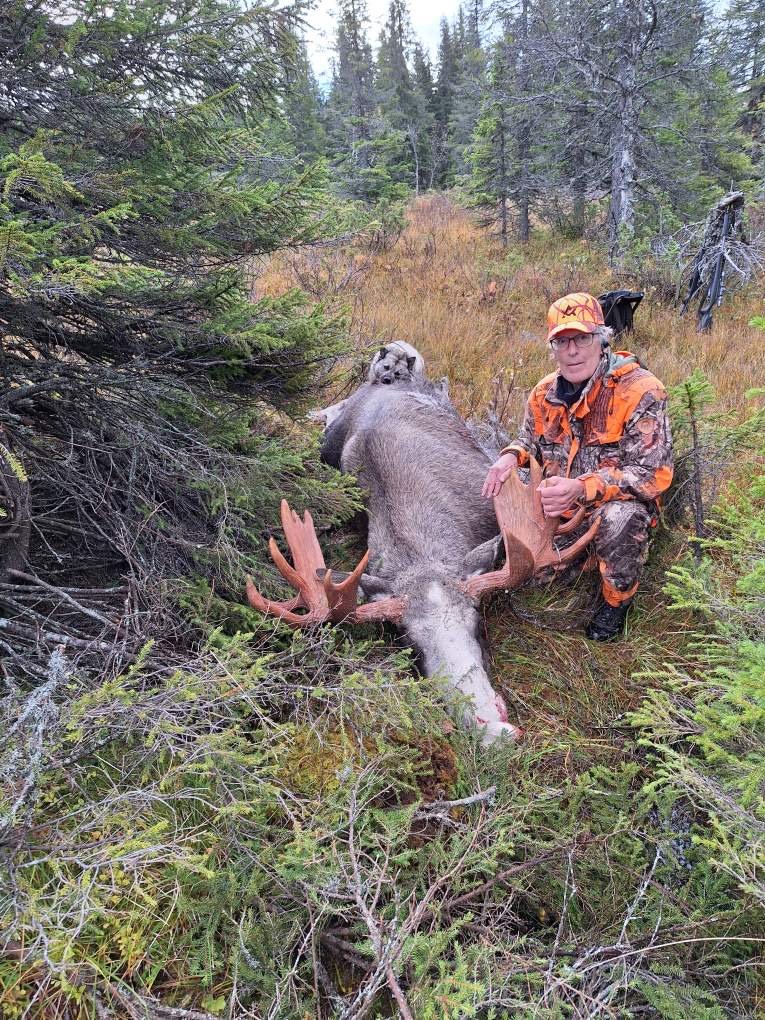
[{"xmin": 546, "ymin": 292, "xmax": 605, "ymax": 343}]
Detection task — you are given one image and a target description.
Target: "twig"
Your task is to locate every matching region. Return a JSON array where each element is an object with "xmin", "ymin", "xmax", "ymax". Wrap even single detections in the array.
[
  {"xmin": 413, "ymin": 785, "xmax": 496, "ymax": 818},
  {"xmin": 7, "ymin": 569, "xmax": 118, "ymax": 628}
]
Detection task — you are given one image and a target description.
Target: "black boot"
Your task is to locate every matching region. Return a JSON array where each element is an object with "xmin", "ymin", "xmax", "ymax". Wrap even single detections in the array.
[{"xmin": 586, "ymin": 599, "xmax": 632, "ymax": 641}]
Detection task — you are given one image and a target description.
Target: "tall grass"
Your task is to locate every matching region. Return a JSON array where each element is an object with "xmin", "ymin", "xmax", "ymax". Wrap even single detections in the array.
[{"xmin": 260, "ymin": 193, "xmax": 765, "ymax": 426}]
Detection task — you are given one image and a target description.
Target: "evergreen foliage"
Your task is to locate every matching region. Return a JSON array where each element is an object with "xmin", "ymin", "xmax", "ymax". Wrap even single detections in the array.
[
  {"xmin": 314, "ymin": 0, "xmax": 759, "ymax": 251},
  {"xmin": 721, "ymin": 0, "xmax": 765, "ymax": 180},
  {"xmin": 466, "ymin": 3, "xmax": 547, "ymax": 245},
  {"xmin": 0, "ymin": 0, "xmax": 359, "ymax": 686}
]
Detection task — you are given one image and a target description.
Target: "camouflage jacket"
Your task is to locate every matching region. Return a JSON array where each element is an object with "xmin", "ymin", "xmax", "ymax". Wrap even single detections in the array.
[{"xmin": 502, "ymin": 350, "xmax": 673, "ymax": 510}]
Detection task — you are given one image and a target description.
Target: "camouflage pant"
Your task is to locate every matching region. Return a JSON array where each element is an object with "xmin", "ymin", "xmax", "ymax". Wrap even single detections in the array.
[{"xmin": 556, "ymin": 499, "xmax": 653, "ymax": 606}]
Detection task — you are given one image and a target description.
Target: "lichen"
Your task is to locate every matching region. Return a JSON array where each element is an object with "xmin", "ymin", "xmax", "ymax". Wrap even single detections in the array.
[{"xmin": 0, "ymin": 444, "xmax": 28, "ymax": 483}]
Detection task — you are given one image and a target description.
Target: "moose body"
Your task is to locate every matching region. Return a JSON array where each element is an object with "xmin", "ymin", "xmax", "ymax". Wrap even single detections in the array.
[
  {"xmin": 320, "ymin": 380, "xmax": 519, "ymax": 741},
  {"xmin": 246, "ymin": 380, "xmax": 597, "ymax": 743}
]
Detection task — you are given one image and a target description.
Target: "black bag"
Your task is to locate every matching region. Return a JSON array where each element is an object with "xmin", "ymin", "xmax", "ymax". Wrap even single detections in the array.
[{"xmin": 598, "ymin": 290, "xmax": 644, "ymax": 336}]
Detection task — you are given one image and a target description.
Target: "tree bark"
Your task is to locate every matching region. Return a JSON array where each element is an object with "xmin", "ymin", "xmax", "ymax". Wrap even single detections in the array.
[
  {"xmin": 608, "ymin": 11, "xmax": 642, "ymax": 265},
  {"xmin": 517, "ymin": 0, "xmax": 531, "ymax": 243}
]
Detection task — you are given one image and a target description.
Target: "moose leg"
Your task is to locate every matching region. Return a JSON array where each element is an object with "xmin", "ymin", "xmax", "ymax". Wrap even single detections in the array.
[{"xmin": 307, "ymin": 397, "xmax": 348, "ymax": 430}]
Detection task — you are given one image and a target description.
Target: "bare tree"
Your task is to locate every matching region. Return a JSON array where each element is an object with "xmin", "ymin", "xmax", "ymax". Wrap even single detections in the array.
[{"xmin": 535, "ymin": 0, "xmax": 713, "ymax": 263}]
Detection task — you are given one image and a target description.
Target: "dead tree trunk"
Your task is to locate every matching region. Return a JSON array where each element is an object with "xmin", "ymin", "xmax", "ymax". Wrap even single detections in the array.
[
  {"xmin": 607, "ymin": 2, "xmax": 657, "ymax": 266},
  {"xmin": 609, "ymin": 65, "xmax": 637, "ymax": 265}
]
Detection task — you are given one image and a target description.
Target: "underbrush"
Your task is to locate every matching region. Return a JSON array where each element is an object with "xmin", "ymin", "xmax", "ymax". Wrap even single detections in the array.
[{"xmin": 4, "ymin": 508, "xmax": 762, "ymax": 1017}]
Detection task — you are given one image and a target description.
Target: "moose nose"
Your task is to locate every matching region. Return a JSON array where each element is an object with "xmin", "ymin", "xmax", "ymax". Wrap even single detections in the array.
[{"xmin": 382, "ymin": 377, "xmax": 392, "ymax": 384}]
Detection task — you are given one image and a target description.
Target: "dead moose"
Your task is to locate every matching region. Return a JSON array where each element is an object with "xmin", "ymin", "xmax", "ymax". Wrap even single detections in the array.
[{"xmin": 246, "ymin": 380, "xmax": 597, "ymax": 743}]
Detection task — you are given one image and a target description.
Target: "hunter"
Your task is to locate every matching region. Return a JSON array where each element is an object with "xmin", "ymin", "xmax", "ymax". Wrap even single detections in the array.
[{"xmin": 482, "ymin": 292, "xmax": 673, "ymax": 641}]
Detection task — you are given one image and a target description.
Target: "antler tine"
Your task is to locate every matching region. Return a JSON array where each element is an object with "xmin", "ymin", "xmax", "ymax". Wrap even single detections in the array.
[
  {"xmin": 246, "ymin": 500, "xmax": 333, "ymax": 625},
  {"xmin": 556, "ymin": 504, "xmax": 587, "ymax": 534},
  {"xmin": 279, "ymin": 501, "xmax": 325, "ymax": 583},
  {"xmin": 245, "ymin": 576, "xmax": 309, "ymax": 625},
  {"xmin": 510, "ymin": 459, "xmax": 601, "ymax": 572},
  {"xmin": 462, "ymin": 458, "xmax": 601, "ymax": 599},
  {"xmin": 537, "ymin": 514, "xmax": 600, "ymax": 570},
  {"xmin": 323, "ymin": 550, "xmax": 370, "ymax": 621},
  {"xmin": 246, "ymin": 501, "xmax": 404, "ymax": 627},
  {"xmin": 461, "ymin": 537, "xmax": 535, "ymax": 598},
  {"xmin": 266, "ymin": 535, "xmax": 307, "ymax": 592}
]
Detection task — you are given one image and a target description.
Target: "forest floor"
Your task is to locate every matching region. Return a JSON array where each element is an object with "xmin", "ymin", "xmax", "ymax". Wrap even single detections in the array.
[{"xmin": 258, "ymin": 193, "xmax": 763, "ymax": 770}]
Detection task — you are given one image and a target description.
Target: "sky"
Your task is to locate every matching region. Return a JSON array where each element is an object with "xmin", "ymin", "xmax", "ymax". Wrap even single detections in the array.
[{"xmin": 302, "ymin": 0, "xmax": 464, "ymax": 86}]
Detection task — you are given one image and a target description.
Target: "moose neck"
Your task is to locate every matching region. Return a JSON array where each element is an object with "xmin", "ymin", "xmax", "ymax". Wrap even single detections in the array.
[{"xmin": 402, "ymin": 579, "xmax": 515, "ymax": 743}]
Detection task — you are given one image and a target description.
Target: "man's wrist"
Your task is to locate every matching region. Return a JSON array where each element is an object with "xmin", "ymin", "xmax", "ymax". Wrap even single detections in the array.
[{"xmin": 500, "ymin": 444, "xmax": 528, "ymax": 466}]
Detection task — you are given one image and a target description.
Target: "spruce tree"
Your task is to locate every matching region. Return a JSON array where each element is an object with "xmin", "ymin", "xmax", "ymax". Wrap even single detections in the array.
[
  {"xmin": 0, "ymin": 0, "xmax": 351, "ymax": 679},
  {"xmin": 281, "ymin": 38, "xmax": 328, "ymax": 162},
  {"xmin": 722, "ymin": 0, "xmax": 765, "ymax": 178},
  {"xmin": 325, "ymin": 0, "xmax": 388, "ymax": 200},
  {"xmin": 375, "ymin": 0, "xmax": 419, "ymax": 189},
  {"xmin": 411, "ymin": 42, "xmax": 443, "ymax": 189},
  {"xmin": 467, "ymin": 4, "xmax": 547, "ymax": 243},
  {"xmin": 447, "ymin": 4, "xmax": 487, "ymax": 179},
  {"xmin": 434, "ymin": 18, "xmax": 458, "ymax": 185},
  {"xmin": 467, "ymin": 42, "xmax": 512, "ymax": 245},
  {"xmin": 532, "ymin": 0, "xmax": 752, "ymax": 262}
]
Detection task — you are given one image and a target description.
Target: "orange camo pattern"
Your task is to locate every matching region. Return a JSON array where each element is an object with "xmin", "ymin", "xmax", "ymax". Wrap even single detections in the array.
[
  {"xmin": 546, "ymin": 291, "xmax": 605, "ymax": 342},
  {"xmin": 504, "ymin": 351, "xmax": 673, "ymax": 511},
  {"xmin": 502, "ymin": 350, "xmax": 673, "ymax": 605}
]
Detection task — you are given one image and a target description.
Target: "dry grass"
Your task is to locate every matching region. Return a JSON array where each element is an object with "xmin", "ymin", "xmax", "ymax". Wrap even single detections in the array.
[
  {"xmin": 256, "ymin": 193, "xmax": 763, "ymax": 749},
  {"xmin": 259, "ymin": 193, "xmax": 765, "ymax": 425}
]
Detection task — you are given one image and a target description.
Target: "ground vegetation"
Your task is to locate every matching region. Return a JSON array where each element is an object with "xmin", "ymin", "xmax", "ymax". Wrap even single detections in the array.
[{"xmin": 1, "ymin": 0, "xmax": 763, "ymax": 1015}]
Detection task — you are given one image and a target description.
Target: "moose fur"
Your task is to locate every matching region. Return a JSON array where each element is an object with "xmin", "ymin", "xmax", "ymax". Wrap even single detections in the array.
[{"xmin": 321, "ymin": 379, "xmax": 519, "ymax": 742}]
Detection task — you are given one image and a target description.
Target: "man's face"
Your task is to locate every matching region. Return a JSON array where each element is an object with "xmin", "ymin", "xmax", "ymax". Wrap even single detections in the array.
[{"xmin": 551, "ymin": 329, "xmax": 602, "ymax": 384}]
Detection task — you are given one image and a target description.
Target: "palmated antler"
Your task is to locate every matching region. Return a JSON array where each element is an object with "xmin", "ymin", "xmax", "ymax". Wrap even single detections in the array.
[
  {"xmin": 461, "ymin": 458, "xmax": 600, "ymax": 599},
  {"xmin": 246, "ymin": 500, "xmax": 406, "ymax": 626}
]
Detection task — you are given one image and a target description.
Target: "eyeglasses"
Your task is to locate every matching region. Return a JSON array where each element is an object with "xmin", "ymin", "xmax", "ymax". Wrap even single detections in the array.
[{"xmin": 550, "ymin": 333, "xmax": 595, "ymax": 351}]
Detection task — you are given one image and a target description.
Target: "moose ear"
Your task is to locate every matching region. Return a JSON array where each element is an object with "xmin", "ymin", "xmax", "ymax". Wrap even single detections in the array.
[
  {"xmin": 406, "ymin": 355, "xmax": 417, "ymax": 371},
  {"xmin": 378, "ymin": 346, "xmax": 388, "ymax": 358},
  {"xmin": 462, "ymin": 534, "xmax": 503, "ymax": 579}
]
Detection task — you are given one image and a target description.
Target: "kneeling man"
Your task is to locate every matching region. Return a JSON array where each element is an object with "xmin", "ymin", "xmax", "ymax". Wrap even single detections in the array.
[{"xmin": 482, "ymin": 293, "xmax": 673, "ymax": 640}]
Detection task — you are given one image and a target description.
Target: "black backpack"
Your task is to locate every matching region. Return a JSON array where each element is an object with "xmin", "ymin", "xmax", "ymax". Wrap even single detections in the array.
[{"xmin": 598, "ymin": 290, "xmax": 644, "ymax": 336}]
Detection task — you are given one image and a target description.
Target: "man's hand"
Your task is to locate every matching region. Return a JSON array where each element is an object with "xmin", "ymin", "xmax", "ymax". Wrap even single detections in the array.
[
  {"xmin": 538, "ymin": 476, "xmax": 585, "ymax": 517},
  {"xmin": 482, "ymin": 452, "xmax": 518, "ymax": 499}
]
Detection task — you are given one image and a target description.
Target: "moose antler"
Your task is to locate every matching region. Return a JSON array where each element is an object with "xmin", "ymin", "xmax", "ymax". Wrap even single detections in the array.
[
  {"xmin": 246, "ymin": 500, "xmax": 406, "ymax": 626},
  {"xmin": 461, "ymin": 458, "xmax": 600, "ymax": 599}
]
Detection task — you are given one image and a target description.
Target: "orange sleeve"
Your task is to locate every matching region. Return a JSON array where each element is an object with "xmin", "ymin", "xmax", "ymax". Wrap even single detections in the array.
[{"xmin": 500, "ymin": 388, "xmax": 542, "ymax": 467}]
